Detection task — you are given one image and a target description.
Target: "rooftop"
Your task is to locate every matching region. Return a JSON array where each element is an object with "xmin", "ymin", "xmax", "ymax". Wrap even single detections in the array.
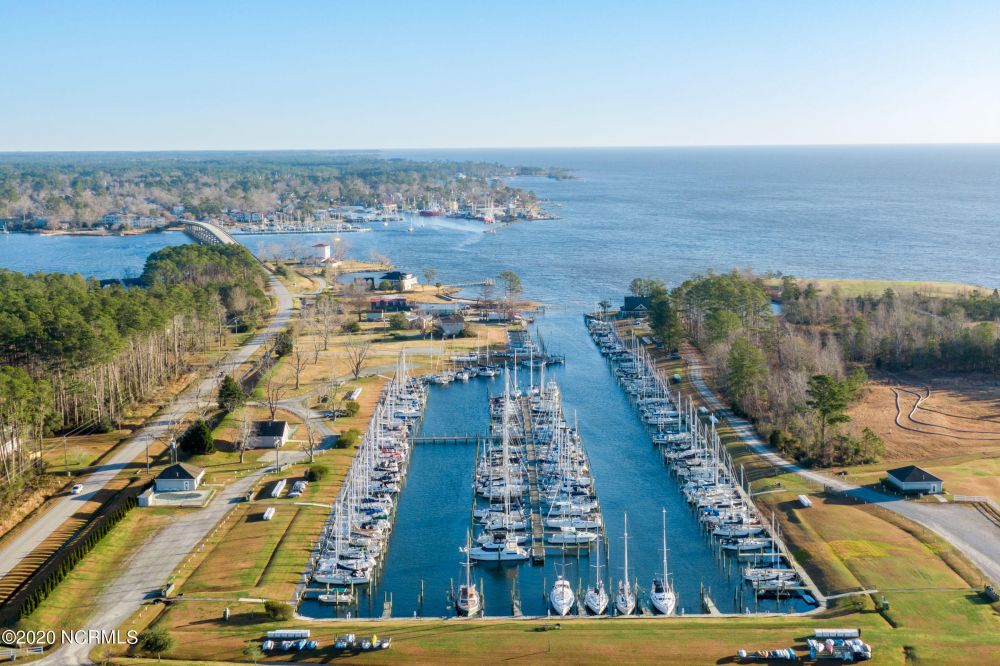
[
  {"xmin": 254, "ymin": 420, "xmax": 290, "ymax": 437},
  {"xmin": 157, "ymin": 462, "xmax": 204, "ymax": 480},
  {"xmin": 887, "ymin": 465, "xmax": 943, "ymax": 484}
]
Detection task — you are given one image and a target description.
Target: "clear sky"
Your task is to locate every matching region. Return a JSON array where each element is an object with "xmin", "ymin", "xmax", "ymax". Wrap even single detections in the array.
[{"xmin": 2, "ymin": 1, "xmax": 999, "ymax": 151}]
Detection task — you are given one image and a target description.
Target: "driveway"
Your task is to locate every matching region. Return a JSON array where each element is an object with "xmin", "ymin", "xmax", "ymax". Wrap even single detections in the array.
[{"xmin": 685, "ymin": 358, "xmax": 1000, "ymax": 585}]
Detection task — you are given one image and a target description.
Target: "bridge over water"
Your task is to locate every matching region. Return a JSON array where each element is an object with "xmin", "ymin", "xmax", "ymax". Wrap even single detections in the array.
[{"xmin": 180, "ymin": 220, "xmax": 238, "ymax": 245}]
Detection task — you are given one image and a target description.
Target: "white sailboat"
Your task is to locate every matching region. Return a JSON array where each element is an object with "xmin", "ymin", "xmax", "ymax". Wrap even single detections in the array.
[
  {"xmin": 457, "ymin": 530, "xmax": 482, "ymax": 616},
  {"xmin": 549, "ymin": 574, "xmax": 576, "ymax": 616},
  {"xmin": 584, "ymin": 535, "xmax": 609, "ymax": 615},
  {"xmin": 650, "ymin": 508, "xmax": 677, "ymax": 615},
  {"xmin": 615, "ymin": 513, "xmax": 636, "ymax": 616}
]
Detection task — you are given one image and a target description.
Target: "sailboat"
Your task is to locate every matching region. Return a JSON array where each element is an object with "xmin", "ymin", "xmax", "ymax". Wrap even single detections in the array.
[
  {"xmin": 466, "ymin": 376, "xmax": 529, "ymax": 563},
  {"xmin": 650, "ymin": 508, "xmax": 677, "ymax": 615},
  {"xmin": 584, "ymin": 535, "xmax": 609, "ymax": 615},
  {"xmin": 615, "ymin": 513, "xmax": 636, "ymax": 615},
  {"xmin": 456, "ymin": 530, "xmax": 482, "ymax": 616},
  {"xmin": 549, "ymin": 575, "xmax": 575, "ymax": 616}
]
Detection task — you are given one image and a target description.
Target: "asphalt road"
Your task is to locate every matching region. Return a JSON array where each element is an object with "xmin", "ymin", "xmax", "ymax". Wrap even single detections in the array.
[
  {"xmin": 0, "ymin": 274, "xmax": 293, "ymax": 591},
  {"xmin": 686, "ymin": 360, "xmax": 1000, "ymax": 585},
  {"xmin": 32, "ymin": 274, "xmax": 294, "ymax": 665}
]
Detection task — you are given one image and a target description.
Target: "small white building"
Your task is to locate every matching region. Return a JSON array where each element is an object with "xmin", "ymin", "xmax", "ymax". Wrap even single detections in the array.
[
  {"xmin": 313, "ymin": 243, "xmax": 331, "ymax": 262},
  {"xmin": 885, "ymin": 465, "xmax": 943, "ymax": 494},
  {"xmin": 154, "ymin": 462, "xmax": 205, "ymax": 492},
  {"xmin": 437, "ymin": 314, "xmax": 466, "ymax": 337},
  {"xmin": 249, "ymin": 421, "xmax": 291, "ymax": 449}
]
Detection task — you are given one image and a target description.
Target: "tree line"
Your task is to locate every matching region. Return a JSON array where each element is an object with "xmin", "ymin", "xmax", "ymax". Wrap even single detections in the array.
[
  {"xmin": 630, "ymin": 271, "xmax": 881, "ymax": 467},
  {"xmin": 781, "ymin": 278, "xmax": 1000, "ymax": 374},
  {"xmin": 0, "ymin": 244, "xmax": 267, "ymax": 503}
]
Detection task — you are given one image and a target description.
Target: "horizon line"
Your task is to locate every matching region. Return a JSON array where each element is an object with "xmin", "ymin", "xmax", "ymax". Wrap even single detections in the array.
[{"xmin": 1, "ymin": 141, "xmax": 1000, "ymax": 155}]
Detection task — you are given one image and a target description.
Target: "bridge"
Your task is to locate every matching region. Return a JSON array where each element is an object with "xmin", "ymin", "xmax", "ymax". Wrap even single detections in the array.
[{"xmin": 180, "ymin": 220, "xmax": 238, "ymax": 245}]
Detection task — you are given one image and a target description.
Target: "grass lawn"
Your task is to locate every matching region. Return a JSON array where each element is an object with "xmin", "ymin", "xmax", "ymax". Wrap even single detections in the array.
[
  {"xmin": 16, "ymin": 509, "xmax": 172, "ymax": 633},
  {"xmin": 109, "ymin": 593, "xmax": 1000, "ymax": 665}
]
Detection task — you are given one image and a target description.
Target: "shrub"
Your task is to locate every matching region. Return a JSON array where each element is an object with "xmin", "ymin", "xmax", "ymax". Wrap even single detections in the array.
[
  {"xmin": 180, "ymin": 419, "xmax": 215, "ymax": 455},
  {"xmin": 343, "ymin": 400, "xmax": 360, "ymax": 417},
  {"xmin": 306, "ymin": 464, "xmax": 329, "ymax": 482},
  {"xmin": 137, "ymin": 627, "xmax": 175, "ymax": 657},
  {"xmin": 342, "ymin": 321, "xmax": 361, "ymax": 334},
  {"xmin": 217, "ymin": 375, "xmax": 247, "ymax": 412},
  {"xmin": 336, "ymin": 428, "xmax": 361, "ymax": 449},
  {"xmin": 264, "ymin": 599, "xmax": 293, "ymax": 621},
  {"xmin": 273, "ymin": 329, "xmax": 293, "ymax": 357},
  {"xmin": 388, "ymin": 313, "xmax": 408, "ymax": 330}
]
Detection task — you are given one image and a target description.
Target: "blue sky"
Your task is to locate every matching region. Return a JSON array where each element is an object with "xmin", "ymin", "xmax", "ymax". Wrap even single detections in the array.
[{"xmin": 1, "ymin": 1, "xmax": 999, "ymax": 150}]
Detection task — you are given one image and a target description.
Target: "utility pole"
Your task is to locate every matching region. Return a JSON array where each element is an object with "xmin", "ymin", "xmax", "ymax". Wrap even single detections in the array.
[{"xmin": 63, "ymin": 435, "xmax": 69, "ymax": 476}]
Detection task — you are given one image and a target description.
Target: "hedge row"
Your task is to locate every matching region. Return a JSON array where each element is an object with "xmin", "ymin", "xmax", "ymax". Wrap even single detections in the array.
[{"xmin": 17, "ymin": 497, "xmax": 137, "ymax": 619}]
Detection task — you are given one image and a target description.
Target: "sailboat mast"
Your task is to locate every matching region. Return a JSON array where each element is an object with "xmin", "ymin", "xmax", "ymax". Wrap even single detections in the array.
[
  {"xmin": 623, "ymin": 513, "xmax": 630, "ymax": 582},
  {"xmin": 662, "ymin": 507, "xmax": 669, "ymax": 581}
]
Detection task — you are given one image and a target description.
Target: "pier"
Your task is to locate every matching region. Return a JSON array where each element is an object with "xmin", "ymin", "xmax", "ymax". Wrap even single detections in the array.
[
  {"xmin": 412, "ymin": 434, "xmax": 495, "ymax": 445},
  {"xmin": 520, "ymin": 396, "xmax": 546, "ymax": 564}
]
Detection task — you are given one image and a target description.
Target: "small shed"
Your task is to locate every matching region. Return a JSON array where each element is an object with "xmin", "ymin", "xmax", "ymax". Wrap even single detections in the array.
[
  {"xmin": 155, "ymin": 462, "xmax": 205, "ymax": 492},
  {"xmin": 249, "ymin": 420, "xmax": 291, "ymax": 449},
  {"xmin": 885, "ymin": 465, "xmax": 943, "ymax": 494}
]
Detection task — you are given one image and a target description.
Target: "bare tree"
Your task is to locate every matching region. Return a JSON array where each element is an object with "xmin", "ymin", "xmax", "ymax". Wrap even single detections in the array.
[
  {"xmin": 305, "ymin": 417, "xmax": 317, "ymax": 463},
  {"xmin": 316, "ymin": 292, "xmax": 339, "ymax": 350},
  {"xmin": 344, "ymin": 283, "xmax": 369, "ymax": 322},
  {"xmin": 291, "ymin": 347, "xmax": 309, "ymax": 390},
  {"xmin": 344, "ymin": 335, "xmax": 372, "ymax": 379},
  {"xmin": 238, "ymin": 410, "xmax": 253, "ymax": 464},
  {"xmin": 264, "ymin": 375, "xmax": 287, "ymax": 421},
  {"xmin": 311, "ymin": 336, "xmax": 323, "ymax": 364}
]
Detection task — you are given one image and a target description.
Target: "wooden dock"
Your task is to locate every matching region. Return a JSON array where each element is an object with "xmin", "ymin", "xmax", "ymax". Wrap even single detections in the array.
[
  {"xmin": 412, "ymin": 434, "xmax": 497, "ymax": 445},
  {"xmin": 520, "ymin": 397, "xmax": 546, "ymax": 564}
]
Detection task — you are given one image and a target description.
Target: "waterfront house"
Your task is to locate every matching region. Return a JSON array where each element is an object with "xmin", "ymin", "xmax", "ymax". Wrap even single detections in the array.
[
  {"xmin": 885, "ymin": 465, "xmax": 943, "ymax": 494},
  {"xmin": 249, "ymin": 420, "xmax": 291, "ymax": 449},
  {"xmin": 155, "ymin": 462, "xmax": 205, "ymax": 492},
  {"xmin": 380, "ymin": 271, "xmax": 418, "ymax": 291},
  {"xmin": 370, "ymin": 295, "xmax": 409, "ymax": 313},
  {"xmin": 437, "ymin": 314, "xmax": 466, "ymax": 337},
  {"xmin": 621, "ymin": 296, "xmax": 651, "ymax": 318}
]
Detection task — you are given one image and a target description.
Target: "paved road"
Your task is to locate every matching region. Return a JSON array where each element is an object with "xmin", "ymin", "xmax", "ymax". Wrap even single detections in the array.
[
  {"xmin": 686, "ymin": 359, "xmax": 1000, "ymax": 585},
  {"xmin": 0, "ymin": 274, "xmax": 293, "ymax": 588},
  {"xmin": 34, "ymin": 274, "xmax": 295, "ymax": 665}
]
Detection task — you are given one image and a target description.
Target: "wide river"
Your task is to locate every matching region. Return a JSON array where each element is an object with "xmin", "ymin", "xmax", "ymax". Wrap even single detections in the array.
[{"xmin": 2, "ymin": 146, "xmax": 998, "ymax": 616}]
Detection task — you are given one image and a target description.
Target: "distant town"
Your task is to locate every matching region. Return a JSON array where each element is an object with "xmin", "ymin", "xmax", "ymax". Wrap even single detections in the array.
[{"xmin": 0, "ymin": 152, "xmax": 565, "ymax": 234}]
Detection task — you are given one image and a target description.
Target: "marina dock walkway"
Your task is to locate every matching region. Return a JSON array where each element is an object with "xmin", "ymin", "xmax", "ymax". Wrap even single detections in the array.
[{"xmin": 520, "ymin": 396, "xmax": 546, "ymax": 564}]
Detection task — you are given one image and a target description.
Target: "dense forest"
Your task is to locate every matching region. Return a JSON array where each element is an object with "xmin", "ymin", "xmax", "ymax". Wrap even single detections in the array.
[
  {"xmin": 0, "ymin": 245, "xmax": 266, "ymax": 499},
  {"xmin": 781, "ymin": 279, "xmax": 1000, "ymax": 374},
  {"xmin": 0, "ymin": 152, "xmax": 566, "ymax": 227},
  {"xmin": 633, "ymin": 271, "xmax": 1000, "ymax": 468}
]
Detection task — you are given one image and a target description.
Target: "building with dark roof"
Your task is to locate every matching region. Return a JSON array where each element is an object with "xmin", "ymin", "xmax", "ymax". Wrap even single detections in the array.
[
  {"xmin": 249, "ymin": 420, "xmax": 291, "ymax": 449},
  {"xmin": 379, "ymin": 271, "xmax": 418, "ymax": 291},
  {"xmin": 155, "ymin": 462, "xmax": 205, "ymax": 492},
  {"xmin": 621, "ymin": 296, "xmax": 651, "ymax": 318},
  {"xmin": 885, "ymin": 465, "xmax": 943, "ymax": 494}
]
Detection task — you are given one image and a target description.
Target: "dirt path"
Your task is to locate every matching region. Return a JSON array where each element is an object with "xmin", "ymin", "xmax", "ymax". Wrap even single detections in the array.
[
  {"xmin": 890, "ymin": 385, "xmax": 1000, "ymax": 440},
  {"xmin": 683, "ymin": 355, "xmax": 1000, "ymax": 588}
]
